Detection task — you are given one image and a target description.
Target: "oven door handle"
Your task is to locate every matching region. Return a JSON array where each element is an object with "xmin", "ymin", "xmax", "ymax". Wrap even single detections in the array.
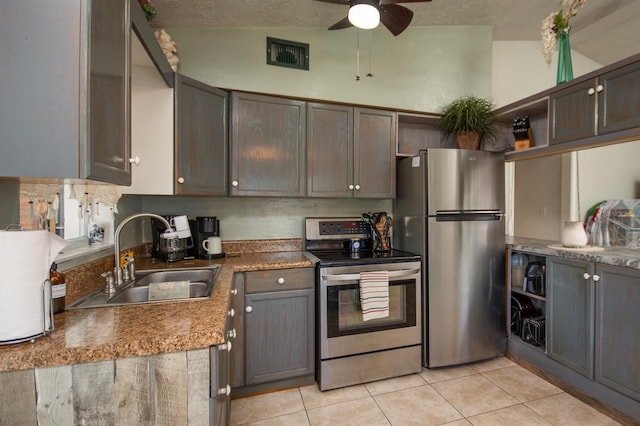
[{"xmin": 322, "ymin": 268, "xmax": 420, "ymax": 282}]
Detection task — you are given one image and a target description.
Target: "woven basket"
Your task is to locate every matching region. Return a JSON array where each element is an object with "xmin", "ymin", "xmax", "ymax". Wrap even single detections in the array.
[{"xmin": 456, "ymin": 131, "xmax": 481, "ymax": 150}]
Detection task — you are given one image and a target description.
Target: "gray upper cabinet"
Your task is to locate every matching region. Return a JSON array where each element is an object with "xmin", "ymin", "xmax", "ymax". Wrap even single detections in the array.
[
  {"xmin": 0, "ymin": 0, "xmax": 131, "ymax": 184},
  {"xmin": 175, "ymin": 75, "xmax": 228, "ymax": 196},
  {"xmin": 307, "ymin": 104, "xmax": 396, "ymax": 198},
  {"xmin": 550, "ymin": 58, "xmax": 640, "ymax": 146},
  {"xmin": 546, "ymin": 256, "xmax": 595, "ymax": 379},
  {"xmin": 594, "ymin": 264, "xmax": 640, "ymax": 401},
  {"xmin": 230, "ymin": 92, "xmax": 306, "ymax": 197}
]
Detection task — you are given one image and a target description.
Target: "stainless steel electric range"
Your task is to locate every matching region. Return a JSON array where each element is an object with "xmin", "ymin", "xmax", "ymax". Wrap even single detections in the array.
[{"xmin": 305, "ymin": 217, "xmax": 422, "ymax": 391}]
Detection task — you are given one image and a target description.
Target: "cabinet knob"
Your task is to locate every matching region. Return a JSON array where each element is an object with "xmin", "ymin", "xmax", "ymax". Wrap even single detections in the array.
[
  {"xmin": 596, "ymin": 84, "xmax": 604, "ymax": 93},
  {"xmin": 228, "ymin": 308, "xmax": 235, "ymax": 317},
  {"xmin": 245, "ymin": 306, "xmax": 253, "ymax": 313},
  {"xmin": 177, "ymin": 177, "xmax": 185, "ymax": 184},
  {"xmin": 227, "ymin": 328, "xmax": 237, "ymax": 339},
  {"xmin": 231, "ymin": 288, "xmax": 238, "ymax": 295},
  {"xmin": 583, "ymin": 272, "xmax": 591, "ymax": 280},
  {"xmin": 217, "ymin": 384, "xmax": 231, "ymax": 396},
  {"xmin": 348, "ymin": 184, "xmax": 354, "ymax": 190},
  {"xmin": 232, "ymin": 180, "xmax": 239, "ymax": 187},
  {"xmin": 593, "ymin": 274, "xmax": 601, "ymax": 282},
  {"xmin": 129, "ymin": 156, "xmax": 140, "ymax": 165},
  {"xmin": 588, "ymin": 88, "xmax": 596, "ymax": 96},
  {"xmin": 354, "ymin": 184, "xmax": 361, "ymax": 190},
  {"xmin": 277, "ymin": 277, "xmax": 285, "ymax": 285}
]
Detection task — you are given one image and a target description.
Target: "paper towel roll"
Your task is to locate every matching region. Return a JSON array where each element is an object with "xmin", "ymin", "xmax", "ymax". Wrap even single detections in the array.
[{"xmin": 0, "ymin": 230, "xmax": 66, "ymax": 343}]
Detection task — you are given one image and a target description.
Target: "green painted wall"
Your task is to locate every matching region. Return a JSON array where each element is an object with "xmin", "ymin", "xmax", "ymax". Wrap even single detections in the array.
[{"xmin": 164, "ymin": 26, "xmax": 493, "ymax": 113}]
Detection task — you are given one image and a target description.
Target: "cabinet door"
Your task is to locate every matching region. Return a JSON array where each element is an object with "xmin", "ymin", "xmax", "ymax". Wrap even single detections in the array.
[
  {"xmin": 307, "ymin": 103, "xmax": 354, "ymax": 198},
  {"xmin": 547, "ymin": 257, "xmax": 595, "ymax": 378},
  {"xmin": 229, "ymin": 274, "xmax": 245, "ymax": 388},
  {"xmin": 598, "ymin": 60, "xmax": 640, "ymax": 135},
  {"xmin": 595, "ymin": 264, "xmax": 640, "ymax": 401},
  {"xmin": 244, "ymin": 289, "xmax": 314, "ymax": 385},
  {"xmin": 549, "ymin": 79, "xmax": 597, "ymax": 145},
  {"xmin": 230, "ymin": 92, "xmax": 306, "ymax": 197},
  {"xmin": 175, "ymin": 75, "xmax": 228, "ymax": 196},
  {"xmin": 354, "ymin": 108, "xmax": 397, "ymax": 198},
  {"xmin": 86, "ymin": 0, "xmax": 131, "ymax": 185}
]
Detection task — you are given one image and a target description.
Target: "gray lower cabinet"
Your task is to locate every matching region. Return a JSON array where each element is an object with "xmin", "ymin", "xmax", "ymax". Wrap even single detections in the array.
[
  {"xmin": 547, "ymin": 256, "xmax": 595, "ymax": 379},
  {"xmin": 0, "ymin": 0, "xmax": 131, "ymax": 184},
  {"xmin": 175, "ymin": 75, "xmax": 229, "ymax": 196},
  {"xmin": 231, "ymin": 268, "xmax": 315, "ymax": 392},
  {"xmin": 595, "ymin": 264, "xmax": 640, "ymax": 402},
  {"xmin": 230, "ymin": 92, "xmax": 306, "ymax": 197},
  {"xmin": 0, "ymin": 347, "xmax": 228, "ymax": 425}
]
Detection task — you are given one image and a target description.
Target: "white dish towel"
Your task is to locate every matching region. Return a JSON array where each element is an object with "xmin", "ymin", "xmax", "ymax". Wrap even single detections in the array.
[{"xmin": 359, "ymin": 270, "xmax": 390, "ymax": 321}]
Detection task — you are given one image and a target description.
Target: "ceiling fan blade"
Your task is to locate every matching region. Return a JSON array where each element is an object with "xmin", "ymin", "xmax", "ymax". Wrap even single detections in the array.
[
  {"xmin": 328, "ymin": 16, "xmax": 353, "ymax": 30},
  {"xmin": 315, "ymin": 0, "xmax": 350, "ymax": 4},
  {"xmin": 381, "ymin": 0, "xmax": 431, "ymax": 4},
  {"xmin": 379, "ymin": 3, "xmax": 413, "ymax": 36}
]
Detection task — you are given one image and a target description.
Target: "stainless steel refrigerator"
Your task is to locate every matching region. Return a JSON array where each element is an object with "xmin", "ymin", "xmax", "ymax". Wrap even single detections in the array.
[{"xmin": 393, "ymin": 149, "xmax": 506, "ymax": 368}]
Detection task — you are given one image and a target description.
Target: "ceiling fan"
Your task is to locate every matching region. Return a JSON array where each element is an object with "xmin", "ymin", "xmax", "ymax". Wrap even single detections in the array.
[{"xmin": 316, "ymin": 0, "xmax": 432, "ymax": 36}]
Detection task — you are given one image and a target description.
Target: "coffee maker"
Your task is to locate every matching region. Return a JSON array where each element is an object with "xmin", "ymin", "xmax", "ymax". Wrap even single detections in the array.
[
  {"xmin": 189, "ymin": 216, "xmax": 223, "ymax": 259},
  {"xmin": 151, "ymin": 215, "xmax": 193, "ymax": 262}
]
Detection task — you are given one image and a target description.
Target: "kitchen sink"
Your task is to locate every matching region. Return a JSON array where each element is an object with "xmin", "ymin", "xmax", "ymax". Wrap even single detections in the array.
[{"xmin": 68, "ymin": 266, "xmax": 220, "ymax": 309}]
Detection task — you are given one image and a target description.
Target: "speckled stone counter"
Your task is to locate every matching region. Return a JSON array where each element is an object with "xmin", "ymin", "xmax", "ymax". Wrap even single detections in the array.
[
  {"xmin": 0, "ymin": 250, "xmax": 314, "ymax": 373},
  {"xmin": 507, "ymin": 236, "xmax": 640, "ymax": 269}
]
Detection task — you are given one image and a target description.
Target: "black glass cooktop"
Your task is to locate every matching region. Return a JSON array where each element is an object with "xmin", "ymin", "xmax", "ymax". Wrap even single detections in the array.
[{"xmin": 307, "ymin": 248, "xmax": 420, "ymax": 266}]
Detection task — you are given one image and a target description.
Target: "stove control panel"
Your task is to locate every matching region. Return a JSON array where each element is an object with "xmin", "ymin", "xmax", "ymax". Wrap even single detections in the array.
[
  {"xmin": 319, "ymin": 220, "xmax": 369, "ymax": 236},
  {"xmin": 305, "ymin": 217, "xmax": 370, "ymax": 241}
]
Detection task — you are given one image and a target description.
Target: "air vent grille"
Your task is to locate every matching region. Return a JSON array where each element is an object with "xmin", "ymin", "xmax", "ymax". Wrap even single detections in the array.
[{"xmin": 267, "ymin": 37, "xmax": 309, "ymax": 70}]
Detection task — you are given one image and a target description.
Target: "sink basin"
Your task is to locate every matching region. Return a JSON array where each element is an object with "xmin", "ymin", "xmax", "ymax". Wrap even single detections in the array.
[{"xmin": 68, "ymin": 266, "xmax": 220, "ymax": 309}]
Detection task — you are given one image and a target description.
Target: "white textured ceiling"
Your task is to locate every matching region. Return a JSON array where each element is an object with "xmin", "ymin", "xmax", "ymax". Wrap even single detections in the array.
[{"xmin": 149, "ymin": 0, "xmax": 640, "ymax": 65}]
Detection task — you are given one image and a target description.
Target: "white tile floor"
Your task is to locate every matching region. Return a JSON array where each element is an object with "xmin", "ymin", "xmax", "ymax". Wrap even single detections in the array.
[{"xmin": 230, "ymin": 357, "xmax": 626, "ymax": 425}]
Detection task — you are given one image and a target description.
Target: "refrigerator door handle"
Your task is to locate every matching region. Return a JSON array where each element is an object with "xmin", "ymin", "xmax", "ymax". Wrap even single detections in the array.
[{"xmin": 433, "ymin": 210, "xmax": 504, "ymax": 222}]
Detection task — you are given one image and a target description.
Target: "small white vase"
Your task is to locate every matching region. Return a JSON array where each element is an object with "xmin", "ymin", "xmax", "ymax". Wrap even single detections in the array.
[{"xmin": 561, "ymin": 221, "xmax": 588, "ymax": 248}]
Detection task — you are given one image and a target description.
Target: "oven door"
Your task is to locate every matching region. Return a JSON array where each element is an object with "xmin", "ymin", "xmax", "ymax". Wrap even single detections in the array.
[{"xmin": 319, "ymin": 261, "xmax": 421, "ymax": 359}]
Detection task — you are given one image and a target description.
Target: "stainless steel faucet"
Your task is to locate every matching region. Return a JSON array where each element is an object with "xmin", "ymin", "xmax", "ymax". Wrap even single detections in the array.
[{"xmin": 113, "ymin": 213, "xmax": 172, "ymax": 286}]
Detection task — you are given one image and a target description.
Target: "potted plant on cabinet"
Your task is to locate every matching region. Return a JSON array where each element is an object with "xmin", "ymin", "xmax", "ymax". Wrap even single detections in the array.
[{"xmin": 439, "ymin": 96, "xmax": 498, "ymax": 150}]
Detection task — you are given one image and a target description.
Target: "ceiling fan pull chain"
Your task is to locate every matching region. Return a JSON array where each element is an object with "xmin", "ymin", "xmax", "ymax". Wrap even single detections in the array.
[
  {"xmin": 367, "ymin": 31, "xmax": 374, "ymax": 78},
  {"xmin": 355, "ymin": 30, "xmax": 361, "ymax": 81}
]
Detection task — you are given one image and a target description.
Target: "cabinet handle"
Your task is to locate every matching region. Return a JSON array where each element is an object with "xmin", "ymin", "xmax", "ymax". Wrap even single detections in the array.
[
  {"xmin": 228, "ymin": 328, "xmax": 237, "ymax": 339},
  {"xmin": 129, "ymin": 156, "xmax": 140, "ymax": 165},
  {"xmin": 217, "ymin": 385, "xmax": 231, "ymax": 396},
  {"xmin": 583, "ymin": 272, "xmax": 591, "ymax": 280},
  {"xmin": 593, "ymin": 274, "xmax": 601, "ymax": 282},
  {"xmin": 218, "ymin": 340, "xmax": 232, "ymax": 352},
  {"xmin": 348, "ymin": 184, "xmax": 354, "ymax": 190},
  {"xmin": 588, "ymin": 88, "xmax": 595, "ymax": 96},
  {"xmin": 277, "ymin": 277, "xmax": 285, "ymax": 285},
  {"xmin": 228, "ymin": 308, "xmax": 235, "ymax": 317},
  {"xmin": 231, "ymin": 289, "xmax": 238, "ymax": 295},
  {"xmin": 596, "ymin": 84, "xmax": 604, "ymax": 93},
  {"xmin": 354, "ymin": 184, "xmax": 360, "ymax": 190},
  {"xmin": 177, "ymin": 177, "xmax": 185, "ymax": 184},
  {"xmin": 245, "ymin": 306, "xmax": 253, "ymax": 313},
  {"xmin": 232, "ymin": 180, "xmax": 239, "ymax": 187}
]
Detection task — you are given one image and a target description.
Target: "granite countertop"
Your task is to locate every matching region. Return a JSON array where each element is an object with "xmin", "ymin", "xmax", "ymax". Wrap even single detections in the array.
[
  {"xmin": 507, "ymin": 236, "xmax": 640, "ymax": 269},
  {"xmin": 0, "ymin": 251, "xmax": 314, "ymax": 373}
]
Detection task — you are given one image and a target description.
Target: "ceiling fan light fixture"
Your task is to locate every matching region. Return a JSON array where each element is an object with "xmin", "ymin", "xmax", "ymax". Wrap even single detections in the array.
[{"xmin": 348, "ymin": 1, "xmax": 380, "ymax": 29}]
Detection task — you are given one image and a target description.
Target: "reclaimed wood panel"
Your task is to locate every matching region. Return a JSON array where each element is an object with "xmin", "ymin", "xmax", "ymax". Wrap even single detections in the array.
[
  {"xmin": 115, "ymin": 356, "xmax": 152, "ymax": 425},
  {"xmin": 154, "ymin": 352, "xmax": 188, "ymax": 426},
  {"xmin": 35, "ymin": 365, "xmax": 74, "ymax": 425},
  {"xmin": 187, "ymin": 349, "xmax": 210, "ymax": 426},
  {"xmin": 0, "ymin": 369, "xmax": 37, "ymax": 425},
  {"xmin": 72, "ymin": 361, "xmax": 116, "ymax": 425}
]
